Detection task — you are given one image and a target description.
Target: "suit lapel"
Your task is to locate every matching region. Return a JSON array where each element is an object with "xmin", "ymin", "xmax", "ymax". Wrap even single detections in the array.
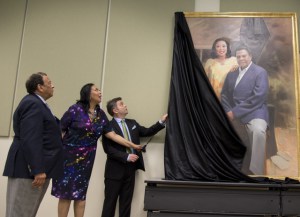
[
  {"xmin": 229, "ymin": 71, "xmax": 239, "ymax": 93},
  {"xmin": 32, "ymin": 94, "xmax": 54, "ymax": 118},
  {"xmin": 112, "ymin": 118, "xmax": 135, "ymax": 141},
  {"xmin": 235, "ymin": 64, "xmax": 254, "ymax": 89},
  {"xmin": 111, "ymin": 119, "xmax": 122, "ymax": 136},
  {"xmin": 233, "ymin": 71, "xmax": 239, "ymax": 83}
]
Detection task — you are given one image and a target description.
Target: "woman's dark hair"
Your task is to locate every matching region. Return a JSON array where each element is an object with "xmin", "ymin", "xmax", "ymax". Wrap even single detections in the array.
[
  {"xmin": 210, "ymin": 37, "xmax": 232, "ymax": 59},
  {"xmin": 25, "ymin": 72, "xmax": 47, "ymax": 94},
  {"xmin": 77, "ymin": 83, "xmax": 99, "ymax": 113}
]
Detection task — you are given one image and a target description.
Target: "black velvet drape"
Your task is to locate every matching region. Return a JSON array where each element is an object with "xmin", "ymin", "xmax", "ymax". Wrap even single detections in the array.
[{"xmin": 164, "ymin": 12, "xmax": 256, "ymax": 182}]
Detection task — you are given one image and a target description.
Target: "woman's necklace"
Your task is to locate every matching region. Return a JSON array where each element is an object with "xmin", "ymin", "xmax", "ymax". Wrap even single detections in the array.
[{"xmin": 88, "ymin": 109, "xmax": 97, "ymax": 121}]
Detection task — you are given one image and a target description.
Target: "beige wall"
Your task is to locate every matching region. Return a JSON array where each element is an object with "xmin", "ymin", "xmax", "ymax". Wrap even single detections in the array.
[
  {"xmin": 103, "ymin": 0, "xmax": 177, "ymax": 135},
  {"xmin": 220, "ymin": 0, "xmax": 300, "ymax": 14},
  {"xmin": 1, "ymin": 0, "xmax": 299, "ymax": 216},
  {"xmin": 0, "ymin": 0, "xmax": 27, "ymax": 136},
  {"xmin": 0, "ymin": 0, "xmax": 194, "ymax": 216},
  {"xmin": 0, "ymin": 0, "xmax": 110, "ymax": 136}
]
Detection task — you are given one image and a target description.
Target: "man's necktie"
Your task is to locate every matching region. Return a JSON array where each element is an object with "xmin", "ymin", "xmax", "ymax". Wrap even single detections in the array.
[{"xmin": 121, "ymin": 120, "xmax": 132, "ymax": 153}]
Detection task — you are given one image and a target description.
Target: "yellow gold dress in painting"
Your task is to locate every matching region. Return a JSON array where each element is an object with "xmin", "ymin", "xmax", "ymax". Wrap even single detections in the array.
[{"xmin": 204, "ymin": 56, "xmax": 238, "ymax": 99}]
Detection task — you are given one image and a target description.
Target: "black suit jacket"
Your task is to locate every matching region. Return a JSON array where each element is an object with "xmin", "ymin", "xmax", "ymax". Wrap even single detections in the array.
[
  {"xmin": 3, "ymin": 94, "xmax": 63, "ymax": 179},
  {"xmin": 102, "ymin": 118, "xmax": 165, "ymax": 180}
]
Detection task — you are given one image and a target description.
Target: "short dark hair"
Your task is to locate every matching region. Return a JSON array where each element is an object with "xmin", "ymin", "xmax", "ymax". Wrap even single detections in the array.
[
  {"xmin": 106, "ymin": 97, "xmax": 122, "ymax": 117},
  {"xmin": 210, "ymin": 37, "xmax": 232, "ymax": 59},
  {"xmin": 235, "ymin": 46, "xmax": 252, "ymax": 56},
  {"xmin": 25, "ymin": 72, "xmax": 47, "ymax": 94}
]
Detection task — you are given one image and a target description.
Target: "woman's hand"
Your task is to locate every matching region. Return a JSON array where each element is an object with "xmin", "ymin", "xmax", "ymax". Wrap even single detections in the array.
[
  {"xmin": 230, "ymin": 64, "xmax": 239, "ymax": 72},
  {"xmin": 106, "ymin": 131, "xmax": 143, "ymax": 151},
  {"xmin": 131, "ymin": 143, "xmax": 143, "ymax": 151},
  {"xmin": 160, "ymin": 114, "xmax": 168, "ymax": 124}
]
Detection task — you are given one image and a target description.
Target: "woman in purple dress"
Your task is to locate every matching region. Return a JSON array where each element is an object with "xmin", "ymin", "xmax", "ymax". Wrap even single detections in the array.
[{"xmin": 51, "ymin": 83, "xmax": 141, "ymax": 217}]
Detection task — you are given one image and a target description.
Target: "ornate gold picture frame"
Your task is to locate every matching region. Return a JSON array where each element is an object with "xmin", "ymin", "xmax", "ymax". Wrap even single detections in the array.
[{"xmin": 185, "ymin": 12, "xmax": 299, "ymax": 178}]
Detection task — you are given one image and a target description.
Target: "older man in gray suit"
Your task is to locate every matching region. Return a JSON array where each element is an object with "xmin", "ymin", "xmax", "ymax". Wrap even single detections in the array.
[{"xmin": 221, "ymin": 46, "xmax": 269, "ymax": 175}]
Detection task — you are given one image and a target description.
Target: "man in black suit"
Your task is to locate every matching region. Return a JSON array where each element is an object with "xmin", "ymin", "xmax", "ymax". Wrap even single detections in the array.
[
  {"xmin": 3, "ymin": 72, "xmax": 63, "ymax": 217},
  {"xmin": 101, "ymin": 97, "xmax": 167, "ymax": 217}
]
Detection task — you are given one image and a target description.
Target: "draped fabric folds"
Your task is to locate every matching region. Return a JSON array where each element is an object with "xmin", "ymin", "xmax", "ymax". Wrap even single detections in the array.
[{"xmin": 164, "ymin": 12, "xmax": 255, "ymax": 182}]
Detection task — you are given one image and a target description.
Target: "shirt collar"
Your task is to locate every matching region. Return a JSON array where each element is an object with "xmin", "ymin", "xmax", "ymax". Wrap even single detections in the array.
[
  {"xmin": 35, "ymin": 93, "xmax": 47, "ymax": 104},
  {"xmin": 239, "ymin": 61, "xmax": 252, "ymax": 74},
  {"xmin": 114, "ymin": 117, "xmax": 124, "ymax": 123}
]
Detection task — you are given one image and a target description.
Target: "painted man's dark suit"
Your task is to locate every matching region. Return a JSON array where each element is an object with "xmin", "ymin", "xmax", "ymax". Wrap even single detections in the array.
[
  {"xmin": 101, "ymin": 118, "xmax": 165, "ymax": 217},
  {"xmin": 3, "ymin": 94, "xmax": 63, "ymax": 179},
  {"xmin": 221, "ymin": 62, "xmax": 269, "ymax": 174},
  {"xmin": 221, "ymin": 63, "xmax": 269, "ymax": 125}
]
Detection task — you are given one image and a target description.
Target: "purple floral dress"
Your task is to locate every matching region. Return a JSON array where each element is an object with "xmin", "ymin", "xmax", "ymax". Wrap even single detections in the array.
[{"xmin": 51, "ymin": 103, "xmax": 112, "ymax": 200}]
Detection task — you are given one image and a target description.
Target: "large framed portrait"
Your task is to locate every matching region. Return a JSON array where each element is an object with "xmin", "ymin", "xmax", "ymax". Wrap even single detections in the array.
[{"xmin": 185, "ymin": 12, "xmax": 299, "ymax": 178}]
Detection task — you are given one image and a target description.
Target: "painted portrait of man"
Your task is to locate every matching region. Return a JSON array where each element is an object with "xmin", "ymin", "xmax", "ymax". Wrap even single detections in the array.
[{"xmin": 186, "ymin": 13, "xmax": 299, "ymax": 177}]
